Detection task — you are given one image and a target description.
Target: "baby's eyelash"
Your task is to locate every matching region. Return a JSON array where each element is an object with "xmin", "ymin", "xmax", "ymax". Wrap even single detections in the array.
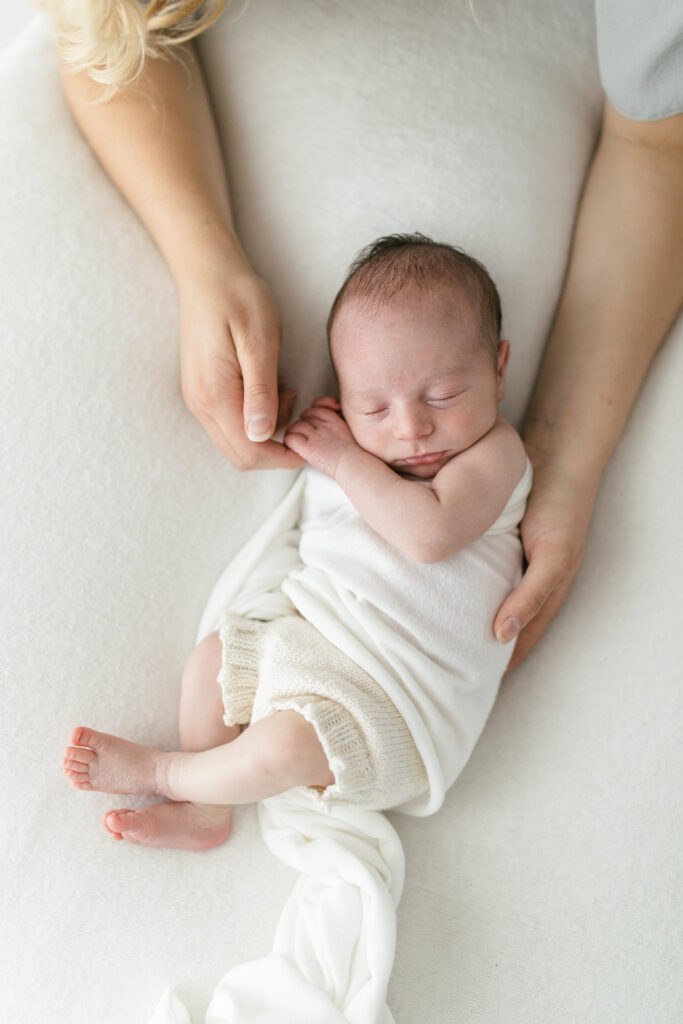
[{"xmin": 427, "ymin": 394, "xmax": 459, "ymax": 404}]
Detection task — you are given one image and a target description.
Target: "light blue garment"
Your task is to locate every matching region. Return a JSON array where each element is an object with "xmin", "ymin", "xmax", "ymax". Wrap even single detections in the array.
[{"xmin": 596, "ymin": 0, "xmax": 683, "ymax": 119}]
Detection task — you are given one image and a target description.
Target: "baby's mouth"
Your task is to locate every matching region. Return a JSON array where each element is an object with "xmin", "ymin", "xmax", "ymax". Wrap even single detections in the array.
[{"xmin": 396, "ymin": 451, "xmax": 448, "ymax": 466}]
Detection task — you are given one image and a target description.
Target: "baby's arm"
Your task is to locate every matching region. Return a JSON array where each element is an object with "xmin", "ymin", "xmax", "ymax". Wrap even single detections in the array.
[{"xmin": 284, "ymin": 399, "xmax": 527, "ymax": 562}]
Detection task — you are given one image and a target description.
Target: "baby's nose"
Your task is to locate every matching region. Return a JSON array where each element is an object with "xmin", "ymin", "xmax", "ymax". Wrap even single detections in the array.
[{"xmin": 393, "ymin": 407, "xmax": 433, "ymax": 440}]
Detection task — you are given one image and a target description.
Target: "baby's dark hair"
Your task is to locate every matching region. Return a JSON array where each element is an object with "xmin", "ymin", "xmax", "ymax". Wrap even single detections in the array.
[{"xmin": 327, "ymin": 233, "xmax": 502, "ymax": 366}]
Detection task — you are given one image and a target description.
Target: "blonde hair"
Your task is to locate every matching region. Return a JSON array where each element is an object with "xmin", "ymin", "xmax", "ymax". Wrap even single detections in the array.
[{"xmin": 39, "ymin": 0, "xmax": 227, "ymax": 97}]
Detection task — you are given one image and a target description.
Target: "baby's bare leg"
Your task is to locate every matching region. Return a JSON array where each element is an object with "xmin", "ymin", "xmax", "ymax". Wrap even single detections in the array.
[
  {"xmin": 64, "ymin": 709, "xmax": 333, "ymax": 807},
  {"xmin": 178, "ymin": 631, "xmax": 241, "ymax": 752},
  {"xmin": 100, "ymin": 632, "xmax": 239, "ymax": 850},
  {"xmin": 164, "ymin": 710, "xmax": 335, "ymax": 804}
]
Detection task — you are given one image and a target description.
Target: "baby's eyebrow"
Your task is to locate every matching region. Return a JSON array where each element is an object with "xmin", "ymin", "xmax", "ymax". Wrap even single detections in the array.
[
  {"xmin": 425, "ymin": 368, "xmax": 471, "ymax": 386},
  {"xmin": 345, "ymin": 388, "xmax": 382, "ymax": 402}
]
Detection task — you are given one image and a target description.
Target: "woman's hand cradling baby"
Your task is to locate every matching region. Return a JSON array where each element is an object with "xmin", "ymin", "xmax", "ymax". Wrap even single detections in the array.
[
  {"xmin": 494, "ymin": 457, "xmax": 599, "ymax": 674},
  {"xmin": 284, "ymin": 397, "xmax": 359, "ymax": 478}
]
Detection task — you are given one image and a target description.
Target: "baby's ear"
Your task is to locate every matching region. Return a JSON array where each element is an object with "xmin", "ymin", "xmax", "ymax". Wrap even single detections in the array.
[{"xmin": 496, "ymin": 340, "xmax": 511, "ymax": 400}]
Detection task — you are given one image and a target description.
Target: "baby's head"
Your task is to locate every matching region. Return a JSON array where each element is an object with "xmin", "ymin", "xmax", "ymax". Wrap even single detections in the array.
[{"xmin": 327, "ymin": 233, "xmax": 510, "ymax": 479}]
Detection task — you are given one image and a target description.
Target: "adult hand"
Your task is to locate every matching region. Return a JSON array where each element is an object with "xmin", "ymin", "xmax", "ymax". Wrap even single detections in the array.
[
  {"xmin": 178, "ymin": 250, "xmax": 305, "ymax": 471},
  {"xmin": 493, "ymin": 460, "xmax": 600, "ymax": 674}
]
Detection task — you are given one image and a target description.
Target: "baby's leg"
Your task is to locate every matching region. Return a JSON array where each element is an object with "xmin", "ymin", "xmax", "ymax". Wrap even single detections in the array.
[
  {"xmin": 63, "ymin": 708, "xmax": 334, "ymax": 806},
  {"xmin": 178, "ymin": 630, "xmax": 242, "ymax": 752},
  {"xmin": 98, "ymin": 632, "xmax": 240, "ymax": 850}
]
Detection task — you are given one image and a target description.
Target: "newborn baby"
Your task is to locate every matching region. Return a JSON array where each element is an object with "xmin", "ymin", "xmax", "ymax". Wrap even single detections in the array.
[{"xmin": 63, "ymin": 233, "xmax": 532, "ymax": 849}]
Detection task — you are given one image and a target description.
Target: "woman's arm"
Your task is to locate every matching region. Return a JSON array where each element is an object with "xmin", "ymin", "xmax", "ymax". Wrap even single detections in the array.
[
  {"xmin": 495, "ymin": 99, "xmax": 683, "ymax": 669},
  {"xmin": 59, "ymin": 44, "xmax": 302, "ymax": 470}
]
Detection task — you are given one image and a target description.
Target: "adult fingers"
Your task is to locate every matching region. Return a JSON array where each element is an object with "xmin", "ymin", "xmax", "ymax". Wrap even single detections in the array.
[
  {"xmin": 239, "ymin": 338, "xmax": 281, "ymax": 443},
  {"xmin": 503, "ymin": 580, "xmax": 572, "ymax": 675},
  {"xmin": 493, "ymin": 539, "xmax": 571, "ymax": 646},
  {"xmin": 187, "ymin": 360, "xmax": 302, "ymax": 470},
  {"xmin": 200, "ymin": 405, "xmax": 305, "ymax": 471},
  {"xmin": 178, "ymin": 268, "xmax": 303, "ymax": 469}
]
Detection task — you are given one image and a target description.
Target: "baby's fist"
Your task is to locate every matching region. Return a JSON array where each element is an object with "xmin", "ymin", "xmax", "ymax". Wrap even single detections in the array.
[{"xmin": 284, "ymin": 397, "xmax": 357, "ymax": 478}]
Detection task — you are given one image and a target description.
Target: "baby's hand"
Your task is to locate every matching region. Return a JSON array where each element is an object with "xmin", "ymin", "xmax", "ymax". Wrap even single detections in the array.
[{"xmin": 284, "ymin": 397, "xmax": 359, "ymax": 478}]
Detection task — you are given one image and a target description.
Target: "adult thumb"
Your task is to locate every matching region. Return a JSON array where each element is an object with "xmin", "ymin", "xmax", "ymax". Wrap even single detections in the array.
[
  {"xmin": 493, "ymin": 552, "xmax": 560, "ymax": 644},
  {"xmin": 240, "ymin": 344, "xmax": 280, "ymax": 443}
]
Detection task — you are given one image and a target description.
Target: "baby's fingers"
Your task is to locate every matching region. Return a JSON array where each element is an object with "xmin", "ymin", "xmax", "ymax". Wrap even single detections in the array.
[
  {"xmin": 296, "ymin": 406, "xmax": 338, "ymax": 426},
  {"xmin": 311, "ymin": 396, "xmax": 342, "ymax": 410},
  {"xmin": 283, "ymin": 418, "xmax": 315, "ymax": 446},
  {"xmin": 283, "ymin": 425, "xmax": 312, "ymax": 456}
]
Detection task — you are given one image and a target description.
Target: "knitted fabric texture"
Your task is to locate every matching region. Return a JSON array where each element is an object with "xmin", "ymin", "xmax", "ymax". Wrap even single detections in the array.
[
  {"xmin": 218, "ymin": 615, "xmax": 268, "ymax": 725},
  {"xmin": 218, "ymin": 612, "xmax": 428, "ymax": 810}
]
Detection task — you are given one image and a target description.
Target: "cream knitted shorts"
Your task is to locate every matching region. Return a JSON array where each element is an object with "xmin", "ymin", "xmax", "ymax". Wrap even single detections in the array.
[{"xmin": 217, "ymin": 612, "xmax": 428, "ymax": 811}]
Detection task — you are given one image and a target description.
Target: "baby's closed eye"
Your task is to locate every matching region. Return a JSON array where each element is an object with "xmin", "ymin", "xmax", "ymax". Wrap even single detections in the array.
[{"xmin": 425, "ymin": 390, "xmax": 466, "ymax": 405}]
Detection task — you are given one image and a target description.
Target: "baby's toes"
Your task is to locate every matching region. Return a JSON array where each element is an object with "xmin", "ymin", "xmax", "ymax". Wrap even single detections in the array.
[
  {"xmin": 69, "ymin": 725, "xmax": 101, "ymax": 749},
  {"xmin": 63, "ymin": 744, "xmax": 97, "ymax": 788},
  {"xmin": 102, "ymin": 809, "xmax": 132, "ymax": 838},
  {"xmin": 63, "ymin": 767, "xmax": 94, "ymax": 790},
  {"xmin": 63, "ymin": 744, "xmax": 97, "ymax": 770}
]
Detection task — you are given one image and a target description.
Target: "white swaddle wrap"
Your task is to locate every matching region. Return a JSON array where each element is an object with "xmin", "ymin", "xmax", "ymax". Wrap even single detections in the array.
[{"xmin": 151, "ymin": 460, "xmax": 532, "ymax": 1023}]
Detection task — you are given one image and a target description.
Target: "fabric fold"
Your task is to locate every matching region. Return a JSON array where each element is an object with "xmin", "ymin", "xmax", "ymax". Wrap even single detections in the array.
[{"xmin": 152, "ymin": 789, "xmax": 404, "ymax": 1024}]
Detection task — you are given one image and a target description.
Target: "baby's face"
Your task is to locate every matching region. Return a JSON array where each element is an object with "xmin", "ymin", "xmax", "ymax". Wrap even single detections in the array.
[{"xmin": 331, "ymin": 288, "xmax": 508, "ymax": 480}]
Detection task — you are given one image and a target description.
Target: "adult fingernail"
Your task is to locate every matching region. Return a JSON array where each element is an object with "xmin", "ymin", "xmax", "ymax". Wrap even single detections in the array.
[
  {"xmin": 246, "ymin": 415, "xmax": 273, "ymax": 442},
  {"xmin": 496, "ymin": 617, "xmax": 521, "ymax": 644}
]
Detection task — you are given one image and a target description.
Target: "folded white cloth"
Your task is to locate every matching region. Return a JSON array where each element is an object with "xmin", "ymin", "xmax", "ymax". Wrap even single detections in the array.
[
  {"xmin": 152, "ymin": 793, "xmax": 404, "ymax": 1024},
  {"xmin": 152, "ymin": 461, "xmax": 531, "ymax": 1022}
]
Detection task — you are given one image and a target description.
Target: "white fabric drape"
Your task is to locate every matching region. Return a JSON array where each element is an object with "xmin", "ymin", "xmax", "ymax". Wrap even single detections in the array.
[
  {"xmin": 151, "ymin": 473, "xmax": 404, "ymax": 1023},
  {"xmin": 150, "ymin": 463, "xmax": 528, "ymax": 1022},
  {"xmin": 152, "ymin": 793, "xmax": 404, "ymax": 1024}
]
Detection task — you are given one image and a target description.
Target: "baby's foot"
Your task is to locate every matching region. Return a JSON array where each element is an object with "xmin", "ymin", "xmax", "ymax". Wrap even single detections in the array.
[
  {"xmin": 103, "ymin": 802, "xmax": 232, "ymax": 851},
  {"xmin": 62, "ymin": 727, "xmax": 164, "ymax": 796}
]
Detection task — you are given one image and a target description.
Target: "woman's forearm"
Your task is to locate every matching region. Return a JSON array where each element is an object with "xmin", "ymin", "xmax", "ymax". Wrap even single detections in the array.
[
  {"xmin": 58, "ymin": 42, "xmax": 246, "ymax": 285},
  {"xmin": 524, "ymin": 100, "xmax": 683, "ymax": 484},
  {"xmin": 58, "ymin": 39, "xmax": 298, "ymax": 470}
]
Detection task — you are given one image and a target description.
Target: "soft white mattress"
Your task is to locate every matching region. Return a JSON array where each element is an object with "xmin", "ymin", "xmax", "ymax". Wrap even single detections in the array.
[{"xmin": 1, "ymin": 3, "xmax": 681, "ymax": 1022}]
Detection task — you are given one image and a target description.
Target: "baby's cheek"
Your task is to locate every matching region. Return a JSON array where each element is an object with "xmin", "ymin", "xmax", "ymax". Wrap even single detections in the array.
[
  {"xmin": 343, "ymin": 413, "xmax": 368, "ymax": 442},
  {"xmin": 449, "ymin": 404, "xmax": 494, "ymax": 447},
  {"xmin": 348, "ymin": 425, "xmax": 385, "ymax": 459}
]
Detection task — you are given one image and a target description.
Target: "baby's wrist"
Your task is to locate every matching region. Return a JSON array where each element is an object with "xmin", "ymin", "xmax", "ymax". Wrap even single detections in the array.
[{"xmin": 333, "ymin": 443, "xmax": 369, "ymax": 485}]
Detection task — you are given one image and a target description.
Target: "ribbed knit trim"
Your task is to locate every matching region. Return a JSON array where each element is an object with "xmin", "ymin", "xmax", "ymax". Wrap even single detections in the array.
[
  {"xmin": 269, "ymin": 696, "xmax": 374, "ymax": 811},
  {"xmin": 217, "ymin": 614, "xmax": 267, "ymax": 726}
]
